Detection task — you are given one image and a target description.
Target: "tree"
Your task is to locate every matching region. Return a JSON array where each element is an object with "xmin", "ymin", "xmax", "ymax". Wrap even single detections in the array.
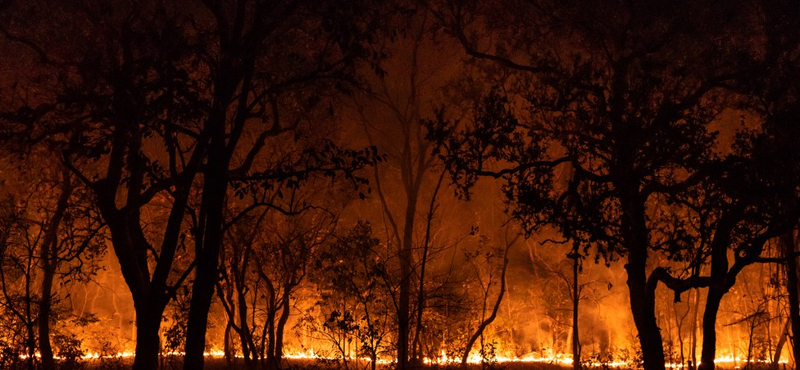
[
  {"xmin": 216, "ymin": 184, "xmax": 342, "ymax": 370},
  {"xmin": 428, "ymin": 2, "xmax": 778, "ymax": 369},
  {"xmin": 460, "ymin": 228, "xmax": 515, "ymax": 367},
  {"xmin": 746, "ymin": 1, "xmax": 800, "ymax": 366},
  {"xmin": 309, "ymin": 221, "xmax": 394, "ymax": 370},
  {"xmin": 0, "ymin": 1, "xmax": 384, "ymax": 369},
  {"xmin": 0, "ymin": 158, "xmax": 104, "ymax": 370},
  {"xmin": 351, "ymin": 5, "xmax": 465, "ymax": 367}
]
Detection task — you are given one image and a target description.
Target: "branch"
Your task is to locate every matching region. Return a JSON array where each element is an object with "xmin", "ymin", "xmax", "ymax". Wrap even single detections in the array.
[
  {"xmin": 471, "ymin": 157, "xmax": 571, "ymax": 178},
  {"xmin": 647, "ymin": 267, "xmax": 711, "ymax": 303},
  {"xmin": 753, "ymin": 251, "xmax": 800, "ymax": 264}
]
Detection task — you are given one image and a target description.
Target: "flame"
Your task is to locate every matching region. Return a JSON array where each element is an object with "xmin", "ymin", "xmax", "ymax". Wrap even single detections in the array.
[{"xmin": 9, "ymin": 347, "xmax": 792, "ymax": 368}]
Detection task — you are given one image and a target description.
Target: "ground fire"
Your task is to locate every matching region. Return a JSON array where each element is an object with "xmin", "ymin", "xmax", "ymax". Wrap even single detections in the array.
[{"xmin": 0, "ymin": 1, "xmax": 799, "ymax": 370}]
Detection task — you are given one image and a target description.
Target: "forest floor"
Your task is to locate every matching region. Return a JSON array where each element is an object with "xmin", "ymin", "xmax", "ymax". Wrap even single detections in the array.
[{"xmin": 70, "ymin": 357, "xmax": 784, "ymax": 370}]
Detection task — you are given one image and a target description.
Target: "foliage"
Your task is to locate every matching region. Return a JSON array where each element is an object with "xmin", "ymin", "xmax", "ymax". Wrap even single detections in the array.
[
  {"xmin": 304, "ymin": 222, "xmax": 393, "ymax": 367},
  {"xmin": 53, "ymin": 333, "xmax": 84, "ymax": 370},
  {"xmin": 163, "ymin": 288, "xmax": 191, "ymax": 366}
]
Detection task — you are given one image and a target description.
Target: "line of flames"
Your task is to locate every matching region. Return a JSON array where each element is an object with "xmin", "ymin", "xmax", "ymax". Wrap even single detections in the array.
[{"xmin": 16, "ymin": 349, "xmax": 790, "ymax": 368}]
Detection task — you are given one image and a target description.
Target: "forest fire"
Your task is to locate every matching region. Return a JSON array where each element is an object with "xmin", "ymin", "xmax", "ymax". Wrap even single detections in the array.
[
  {"xmin": 1, "ymin": 0, "xmax": 800, "ymax": 370},
  {"xmin": 12, "ymin": 346, "xmax": 791, "ymax": 369}
]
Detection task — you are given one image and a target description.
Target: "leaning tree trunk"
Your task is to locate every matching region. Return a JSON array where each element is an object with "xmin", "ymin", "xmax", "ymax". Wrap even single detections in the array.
[
  {"xmin": 772, "ymin": 320, "xmax": 789, "ymax": 369},
  {"xmin": 461, "ymin": 240, "xmax": 511, "ymax": 367}
]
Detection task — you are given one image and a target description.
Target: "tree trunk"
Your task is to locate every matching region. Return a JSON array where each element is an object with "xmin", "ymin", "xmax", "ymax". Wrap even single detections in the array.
[
  {"xmin": 782, "ymin": 231, "xmax": 800, "ymax": 368},
  {"xmin": 272, "ymin": 293, "xmax": 292, "ymax": 370},
  {"xmin": 772, "ymin": 319, "xmax": 789, "ymax": 370},
  {"xmin": 39, "ymin": 169, "xmax": 72, "ymax": 370},
  {"xmin": 265, "ymin": 306, "xmax": 276, "ymax": 370},
  {"xmin": 626, "ymin": 249, "xmax": 666, "ymax": 370},
  {"xmin": 698, "ymin": 288, "xmax": 725, "ymax": 370},
  {"xmin": 461, "ymin": 241, "xmax": 511, "ymax": 367},
  {"xmin": 39, "ymin": 261, "xmax": 56, "ymax": 370},
  {"xmin": 184, "ymin": 247, "xmax": 220, "ymax": 370},
  {"xmin": 26, "ymin": 322, "xmax": 35, "ymax": 370},
  {"xmin": 412, "ymin": 172, "xmax": 444, "ymax": 366},
  {"xmin": 572, "ymin": 247, "xmax": 580, "ymax": 370},
  {"xmin": 224, "ymin": 322, "xmax": 234, "ymax": 370},
  {"xmin": 183, "ymin": 95, "xmax": 230, "ymax": 370},
  {"xmin": 398, "ymin": 185, "xmax": 419, "ymax": 370},
  {"xmin": 691, "ymin": 288, "xmax": 700, "ymax": 370},
  {"xmin": 239, "ymin": 285, "xmax": 257, "ymax": 370},
  {"xmin": 132, "ymin": 301, "xmax": 166, "ymax": 370}
]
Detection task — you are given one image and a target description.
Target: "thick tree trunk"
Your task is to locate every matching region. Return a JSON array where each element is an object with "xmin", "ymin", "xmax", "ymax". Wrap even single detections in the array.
[
  {"xmin": 697, "ymin": 288, "xmax": 725, "ymax": 370},
  {"xmin": 184, "ymin": 248, "xmax": 220, "ymax": 370},
  {"xmin": 626, "ymin": 249, "xmax": 666, "ymax": 370},
  {"xmin": 132, "ymin": 301, "xmax": 166, "ymax": 370},
  {"xmin": 781, "ymin": 232, "xmax": 800, "ymax": 368},
  {"xmin": 184, "ymin": 96, "xmax": 229, "ymax": 370}
]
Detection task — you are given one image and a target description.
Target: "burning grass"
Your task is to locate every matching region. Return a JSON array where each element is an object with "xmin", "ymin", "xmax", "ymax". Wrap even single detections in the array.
[{"xmin": 22, "ymin": 355, "xmax": 789, "ymax": 370}]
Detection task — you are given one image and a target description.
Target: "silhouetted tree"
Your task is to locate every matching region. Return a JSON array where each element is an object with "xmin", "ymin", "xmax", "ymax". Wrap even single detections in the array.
[
  {"xmin": 0, "ymin": 159, "xmax": 103, "ymax": 370},
  {"xmin": 351, "ymin": 7, "xmax": 460, "ymax": 368},
  {"xmin": 308, "ymin": 221, "xmax": 394, "ymax": 370},
  {"xmin": 0, "ymin": 1, "xmax": 384, "ymax": 369},
  {"xmin": 428, "ymin": 2, "xmax": 796, "ymax": 369}
]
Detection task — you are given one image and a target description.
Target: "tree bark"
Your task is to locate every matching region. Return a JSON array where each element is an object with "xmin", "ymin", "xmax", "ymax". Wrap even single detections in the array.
[
  {"xmin": 224, "ymin": 322, "xmax": 234, "ymax": 370},
  {"xmin": 697, "ymin": 288, "xmax": 725, "ymax": 370},
  {"xmin": 782, "ymin": 231, "xmax": 800, "ymax": 368},
  {"xmin": 397, "ymin": 184, "xmax": 419, "ymax": 370},
  {"xmin": 183, "ymin": 65, "xmax": 233, "ymax": 369},
  {"xmin": 132, "ymin": 300, "xmax": 167, "ymax": 370},
  {"xmin": 272, "ymin": 292, "xmax": 293, "ymax": 370},
  {"xmin": 39, "ymin": 261, "xmax": 56, "ymax": 370},
  {"xmin": 626, "ymin": 248, "xmax": 666, "ymax": 370}
]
